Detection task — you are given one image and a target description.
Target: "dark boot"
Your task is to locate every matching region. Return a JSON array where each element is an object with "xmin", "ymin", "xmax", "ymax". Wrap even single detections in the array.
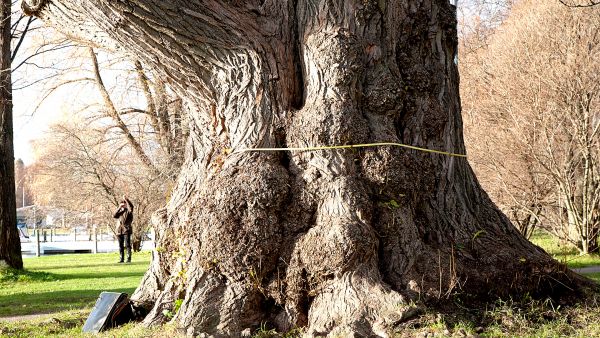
[
  {"xmin": 118, "ymin": 234, "xmax": 125, "ymax": 263},
  {"xmin": 125, "ymin": 233, "xmax": 132, "ymax": 263}
]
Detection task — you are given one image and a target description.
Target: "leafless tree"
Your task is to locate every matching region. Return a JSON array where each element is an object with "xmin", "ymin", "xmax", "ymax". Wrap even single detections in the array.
[
  {"xmin": 457, "ymin": 0, "xmax": 513, "ymax": 56},
  {"xmin": 30, "ymin": 118, "xmax": 167, "ymax": 251},
  {"xmin": 0, "ymin": 0, "xmax": 23, "ymax": 270},
  {"xmin": 559, "ymin": 0, "xmax": 600, "ymax": 8},
  {"xmin": 23, "ymin": 40, "xmax": 187, "ymax": 250},
  {"xmin": 462, "ymin": 0, "xmax": 600, "ymax": 252},
  {"xmin": 87, "ymin": 48, "xmax": 187, "ymax": 180},
  {"xmin": 2, "ymin": 0, "xmax": 84, "ymax": 269}
]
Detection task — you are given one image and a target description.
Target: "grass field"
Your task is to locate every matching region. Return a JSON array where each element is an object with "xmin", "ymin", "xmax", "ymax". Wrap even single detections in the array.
[
  {"xmin": 0, "ymin": 252, "xmax": 151, "ymax": 317},
  {"xmin": 1, "ymin": 232, "xmax": 600, "ymax": 337},
  {"xmin": 530, "ymin": 231, "xmax": 600, "ymax": 270}
]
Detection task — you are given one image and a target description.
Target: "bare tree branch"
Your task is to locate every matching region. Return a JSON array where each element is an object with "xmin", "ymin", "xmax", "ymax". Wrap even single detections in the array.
[
  {"xmin": 88, "ymin": 47, "xmax": 161, "ymax": 177},
  {"xmin": 559, "ymin": 0, "xmax": 600, "ymax": 8}
]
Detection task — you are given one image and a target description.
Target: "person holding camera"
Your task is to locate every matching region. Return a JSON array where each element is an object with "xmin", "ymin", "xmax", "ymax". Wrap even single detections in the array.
[{"xmin": 113, "ymin": 195, "xmax": 134, "ymax": 263}]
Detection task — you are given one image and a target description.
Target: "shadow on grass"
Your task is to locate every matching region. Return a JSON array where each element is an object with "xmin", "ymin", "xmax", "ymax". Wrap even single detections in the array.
[
  {"xmin": 0, "ymin": 268, "xmax": 55, "ymax": 283},
  {"xmin": 0, "ymin": 266, "xmax": 146, "ymax": 317},
  {"xmin": 29, "ymin": 261, "xmax": 149, "ymax": 271},
  {"xmin": 0, "ymin": 288, "xmax": 136, "ymax": 317},
  {"xmin": 2, "ymin": 266, "xmax": 146, "ymax": 283},
  {"xmin": 51, "ymin": 271, "xmax": 145, "ymax": 280}
]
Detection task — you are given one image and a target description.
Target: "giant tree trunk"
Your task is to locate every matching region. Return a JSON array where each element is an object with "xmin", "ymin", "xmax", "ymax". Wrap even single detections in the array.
[
  {"xmin": 24, "ymin": 0, "xmax": 591, "ymax": 336},
  {"xmin": 0, "ymin": 0, "xmax": 23, "ymax": 270}
]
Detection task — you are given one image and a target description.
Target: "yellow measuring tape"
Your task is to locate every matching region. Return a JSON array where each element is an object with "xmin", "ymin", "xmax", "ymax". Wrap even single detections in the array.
[{"xmin": 226, "ymin": 142, "xmax": 467, "ymax": 158}]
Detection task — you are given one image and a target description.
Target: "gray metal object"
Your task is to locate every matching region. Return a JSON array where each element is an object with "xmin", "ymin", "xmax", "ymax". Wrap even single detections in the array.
[{"xmin": 82, "ymin": 292, "xmax": 131, "ymax": 333}]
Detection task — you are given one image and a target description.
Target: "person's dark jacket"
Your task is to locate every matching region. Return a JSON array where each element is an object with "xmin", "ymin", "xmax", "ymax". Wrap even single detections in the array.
[{"xmin": 113, "ymin": 198, "xmax": 134, "ymax": 235}]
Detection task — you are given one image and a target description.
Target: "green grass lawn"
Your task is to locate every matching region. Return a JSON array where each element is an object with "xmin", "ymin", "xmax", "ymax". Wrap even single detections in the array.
[
  {"xmin": 0, "ymin": 252, "xmax": 150, "ymax": 317},
  {"xmin": 530, "ymin": 231, "xmax": 600, "ymax": 271}
]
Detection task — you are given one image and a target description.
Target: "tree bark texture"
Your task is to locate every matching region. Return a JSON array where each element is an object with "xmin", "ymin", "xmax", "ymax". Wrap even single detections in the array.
[
  {"xmin": 24, "ymin": 0, "xmax": 592, "ymax": 336},
  {"xmin": 1, "ymin": 0, "xmax": 23, "ymax": 270}
]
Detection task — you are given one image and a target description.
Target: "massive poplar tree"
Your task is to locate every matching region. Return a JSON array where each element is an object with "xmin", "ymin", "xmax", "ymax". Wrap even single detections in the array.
[
  {"xmin": 23, "ymin": 0, "xmax": 592, "ymax": 336},
  {"xmin": 0, "ymin": 0, "xmax": 23, "ymax": 270}
]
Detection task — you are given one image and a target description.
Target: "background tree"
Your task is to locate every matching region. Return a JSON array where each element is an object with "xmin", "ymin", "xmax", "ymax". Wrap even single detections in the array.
[
  {"xmin": 27, "ymin": 44, "xmax": 186, "ymax": 250},
  {"xmin": 23, "ymin": 0, "xmax": 592, "ymax": 336},
  {"xmin": 87, "ymin": 47, "xmax": 187, "ymax": 180},
  {"xmin": 0, "ymin": 0, "xmax": 23, "ymax": 270},
  {"xmin": 2, "ymin": 0, "xmax": 75, "ymax": 269},
  {"xmin": 30, "ymin": 119, "xmax": 164, "ymax": 250},
  {"xmin": 457, "ymin": 0, "xmax": 513, "ymax": 56},
  {"xmin": 458, "ymin": 0, "xmax": 548, "ymax": 241},
  {"xmin": 462, "ymin": 0, "xmax": 600, "ymax": 252},
  {"xmin": 30, "ymin": 85, "xmax": 181, "ymax": 251},
  {"xmin": 559, "ymin": 0, "xmax": 600, "ymax": 8}
]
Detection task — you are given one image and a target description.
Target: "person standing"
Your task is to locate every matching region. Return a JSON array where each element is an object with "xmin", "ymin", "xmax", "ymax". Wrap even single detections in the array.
[{"xmin": 113, "ymin": 195, "xmax": 134, "ymax": 263}]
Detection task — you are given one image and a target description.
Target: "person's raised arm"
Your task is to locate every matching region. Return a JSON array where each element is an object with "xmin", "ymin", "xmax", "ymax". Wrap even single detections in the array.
[
  {"xmin": 123, "ymin": 196, "xmax": 133, "ymax": 211},
  {"xmin": 113, "ymin": 205, "xmax": 124, "ymax": 219}
]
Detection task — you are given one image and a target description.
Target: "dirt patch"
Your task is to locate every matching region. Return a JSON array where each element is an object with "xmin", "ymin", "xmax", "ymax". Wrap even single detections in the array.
[{"xmin": 0, "ymin": 313, "xmax": 50, "ymax": 322}]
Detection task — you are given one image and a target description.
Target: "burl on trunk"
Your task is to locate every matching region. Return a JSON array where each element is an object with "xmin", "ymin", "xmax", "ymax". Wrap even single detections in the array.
[{"xmin": 23, "ymin": 0, "xmax": 592, "ymax": 336}]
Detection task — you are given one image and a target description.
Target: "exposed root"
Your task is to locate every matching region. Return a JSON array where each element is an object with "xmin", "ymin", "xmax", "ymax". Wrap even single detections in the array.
[{"xmin": 304, "ymin": 267, "xmax": 416, "ymax": 338}]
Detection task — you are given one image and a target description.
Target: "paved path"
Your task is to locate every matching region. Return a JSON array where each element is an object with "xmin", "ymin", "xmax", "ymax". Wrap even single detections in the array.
[
  {"xmin": 20, "ymin": 237, "xmax": 154, "ymax": 257},
  {"xmin": 572, "ymin": 266, "xmax": 600, "ymax": 274}
]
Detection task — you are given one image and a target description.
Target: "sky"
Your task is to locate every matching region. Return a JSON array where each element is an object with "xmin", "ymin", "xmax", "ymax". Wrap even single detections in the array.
[{"xmin": 13, "ymin": 88, "xmax": 67, "ymax": 165}]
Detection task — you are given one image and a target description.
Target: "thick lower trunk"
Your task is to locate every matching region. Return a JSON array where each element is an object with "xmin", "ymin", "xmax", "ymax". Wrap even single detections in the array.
[
  {"xmin": 0, "ymin": 0, "xmax": 23, "ymax": 270},
  {"xmin": 25, "ymin": 0, "xmax": 593, "ymax": 336}
]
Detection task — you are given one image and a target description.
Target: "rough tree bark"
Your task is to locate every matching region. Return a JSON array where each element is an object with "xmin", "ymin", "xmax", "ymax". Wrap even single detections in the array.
[
  {"xmin": 23, "ymin": 0, "xmax": 592, "ymax": 336},
  {"xmin": 0, "ymin": 0, "xmax": 23, "ymax": 270}
]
